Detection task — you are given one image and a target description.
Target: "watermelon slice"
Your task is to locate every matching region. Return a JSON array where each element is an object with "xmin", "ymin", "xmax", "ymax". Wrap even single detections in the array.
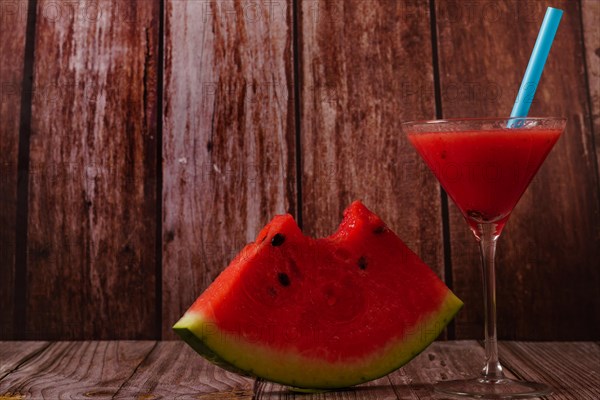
[{"xmin": 174, "ymin": 201, "xmax": 462, "ymax": 389}]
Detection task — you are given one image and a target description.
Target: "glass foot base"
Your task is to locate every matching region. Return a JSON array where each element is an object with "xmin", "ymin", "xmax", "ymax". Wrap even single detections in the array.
[{"xmin": 434, "ymin": 377, "xmax": 552, "ymax": 399}]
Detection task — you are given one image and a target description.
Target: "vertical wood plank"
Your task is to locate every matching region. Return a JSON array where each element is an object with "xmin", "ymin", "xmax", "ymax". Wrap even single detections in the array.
[
  {"xmin": 0, "ymin": 0, "xmax": 29, "ymax": 340},
  {"xmin": 113, "ymin": 341, "xmax": 254, "ymax": 399},
  {"xmin": 581, "ymin": 0, "xmax": 600, "ymax": 173},
  {"xmin": 162, "ymin": 0, "xmax": 297, "ymax": 338},
  {"xmin": 0, "ymin": 341, "xmax": 155, "ymax": 398},
  {"xmin": 25, "ymin": 0, "xmax": 160, "ymax": 339},
  {"xmin": 435, "ymin": 0, "xmax": 600, "ymax": 339},
  {"xmin": 300, "ymin": 1, "xmax": 442, "ymax": 274}
]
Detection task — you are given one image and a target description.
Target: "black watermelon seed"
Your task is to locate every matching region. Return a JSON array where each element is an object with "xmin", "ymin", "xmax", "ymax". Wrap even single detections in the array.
[
  {"xmin": 373, "ymin": 226, "xmax": 385, "ymax": 234},
  {"xmin": 278, "ymin": 272, "xmax": 291, "ymax": 287},
  {"xmin": 271, "ymin": 233, "xmax": 286, "ymax": 246},
  {"xmin": 358, "ymin": 256, "xmax": 368, "ymax": 270}
]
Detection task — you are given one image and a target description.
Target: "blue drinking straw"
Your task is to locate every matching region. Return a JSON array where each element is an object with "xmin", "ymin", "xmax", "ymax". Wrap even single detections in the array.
[{"xmin": 508, "ymin": 7, "xmax": 563, "ymax": 127}]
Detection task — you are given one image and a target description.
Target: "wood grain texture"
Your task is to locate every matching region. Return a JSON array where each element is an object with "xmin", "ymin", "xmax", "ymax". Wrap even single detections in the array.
[
  {"xmin": 25, "ymin": 0, "xmax": 159, "ymax": 339},
  {"xmin": 498, "ymin": 342, "xmax": 600, "ymax": 400},
  {"xmin": 0, "ymin": 342, "xmax": 48, "ymax": 381},
  {"xmin": 299, "ymin": 0, "xmax": 443, "ymax": 277},
  {"xmin": 387, "ymin": 340, "xmax": 517, "ymax": 399},
  {"xmin": 0, "ymin": 0, "xmax": 29, "ymax": 340},
  {"xmin": 113, "ymin": 341, "xmax": 254, "ymax": 399},
  {"xmin": 435, "ymin": 0, "xmax": 600, "ymax": 339},
  {"xmin": 581, "ymin": 0, "xmax": 600, "ymax": 174},
  {"xmin": 162, "ymin": 0, "xmax": 297, "ymax": 338},
  {"xmin": 0, "ymin": 341, "xmax": 154, "ymax": 399},
  {"xmin": 1, "ymin": 341, "xmax": 598, "ymax": 399},
  {"xmin": 256, "ymin": 377, "xmax": 399, "ymax": 399}
]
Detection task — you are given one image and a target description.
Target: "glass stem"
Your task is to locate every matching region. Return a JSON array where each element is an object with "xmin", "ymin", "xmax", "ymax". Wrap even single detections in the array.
[{"xmin": 477, "ymin": 223, "xmax": 504, "ymax": 382}]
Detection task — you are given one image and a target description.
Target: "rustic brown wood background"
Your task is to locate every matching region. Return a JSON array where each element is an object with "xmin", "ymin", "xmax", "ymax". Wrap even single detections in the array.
[{"xmin": 0, "ymin": 0, "xmax": 598, "ymax": 341}]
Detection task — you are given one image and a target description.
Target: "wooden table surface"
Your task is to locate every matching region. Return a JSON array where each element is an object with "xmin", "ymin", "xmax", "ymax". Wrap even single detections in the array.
[{"xmin": 0, "ymin": 341, "xmax": 598, "ymax": 399}]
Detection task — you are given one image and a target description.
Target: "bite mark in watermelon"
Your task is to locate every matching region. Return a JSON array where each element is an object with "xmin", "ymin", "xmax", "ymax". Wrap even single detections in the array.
[{"xmin": 174, "ymin": 201, "xmax": 462, "ymax": 389}]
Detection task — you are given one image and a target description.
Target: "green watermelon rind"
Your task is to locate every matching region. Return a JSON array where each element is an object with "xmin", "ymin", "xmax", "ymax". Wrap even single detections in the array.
[
  {"xmin": 173, "ymin": 325, "xmax": 252, "ymax": 377},
  {"xmin": 173, "ymin": 291, "xmax": 462, "ymax": 390},
  {"xmin": 173, "ymin": 325, "xmax": 328, "ymax": 394},
  {"xmin": 171, "ymin": 327, "xmax": 330, "ymax": 393}
]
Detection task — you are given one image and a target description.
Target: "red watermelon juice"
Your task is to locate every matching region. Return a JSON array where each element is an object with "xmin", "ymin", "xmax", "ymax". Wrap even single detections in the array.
[{"xmin": 407, "ymin": 128, "xmax": 561, "ymax": 233}]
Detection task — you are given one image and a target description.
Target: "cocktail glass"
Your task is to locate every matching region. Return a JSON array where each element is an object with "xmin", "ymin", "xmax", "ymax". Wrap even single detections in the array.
[{"xmin": 403, "ymin": 117, "xmax": 566, "ymax": 399}]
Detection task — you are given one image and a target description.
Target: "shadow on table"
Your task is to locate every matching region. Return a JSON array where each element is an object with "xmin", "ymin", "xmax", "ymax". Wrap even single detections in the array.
[{"xmin": 260, "ymin": 382, "xmax": 441, "ymax": 397}]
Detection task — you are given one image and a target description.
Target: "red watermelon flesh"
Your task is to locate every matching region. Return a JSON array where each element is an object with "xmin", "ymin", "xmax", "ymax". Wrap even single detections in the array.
[{"xmin": 174, "ymin": 201, "xmax": 462, "ymax": 389}]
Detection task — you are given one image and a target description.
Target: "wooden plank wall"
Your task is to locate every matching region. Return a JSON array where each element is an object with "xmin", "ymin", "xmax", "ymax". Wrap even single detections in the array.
[
  {"xmin": 0, "ymin": 0, "xmax": 30, "ymax": 340},
  {"xmin": 2, "ymin": 0, "xmax": 160, "ymax": 339},
  {"xmin": 0, "ymin": 0, "xmax": 598, "ymax": 340}
]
